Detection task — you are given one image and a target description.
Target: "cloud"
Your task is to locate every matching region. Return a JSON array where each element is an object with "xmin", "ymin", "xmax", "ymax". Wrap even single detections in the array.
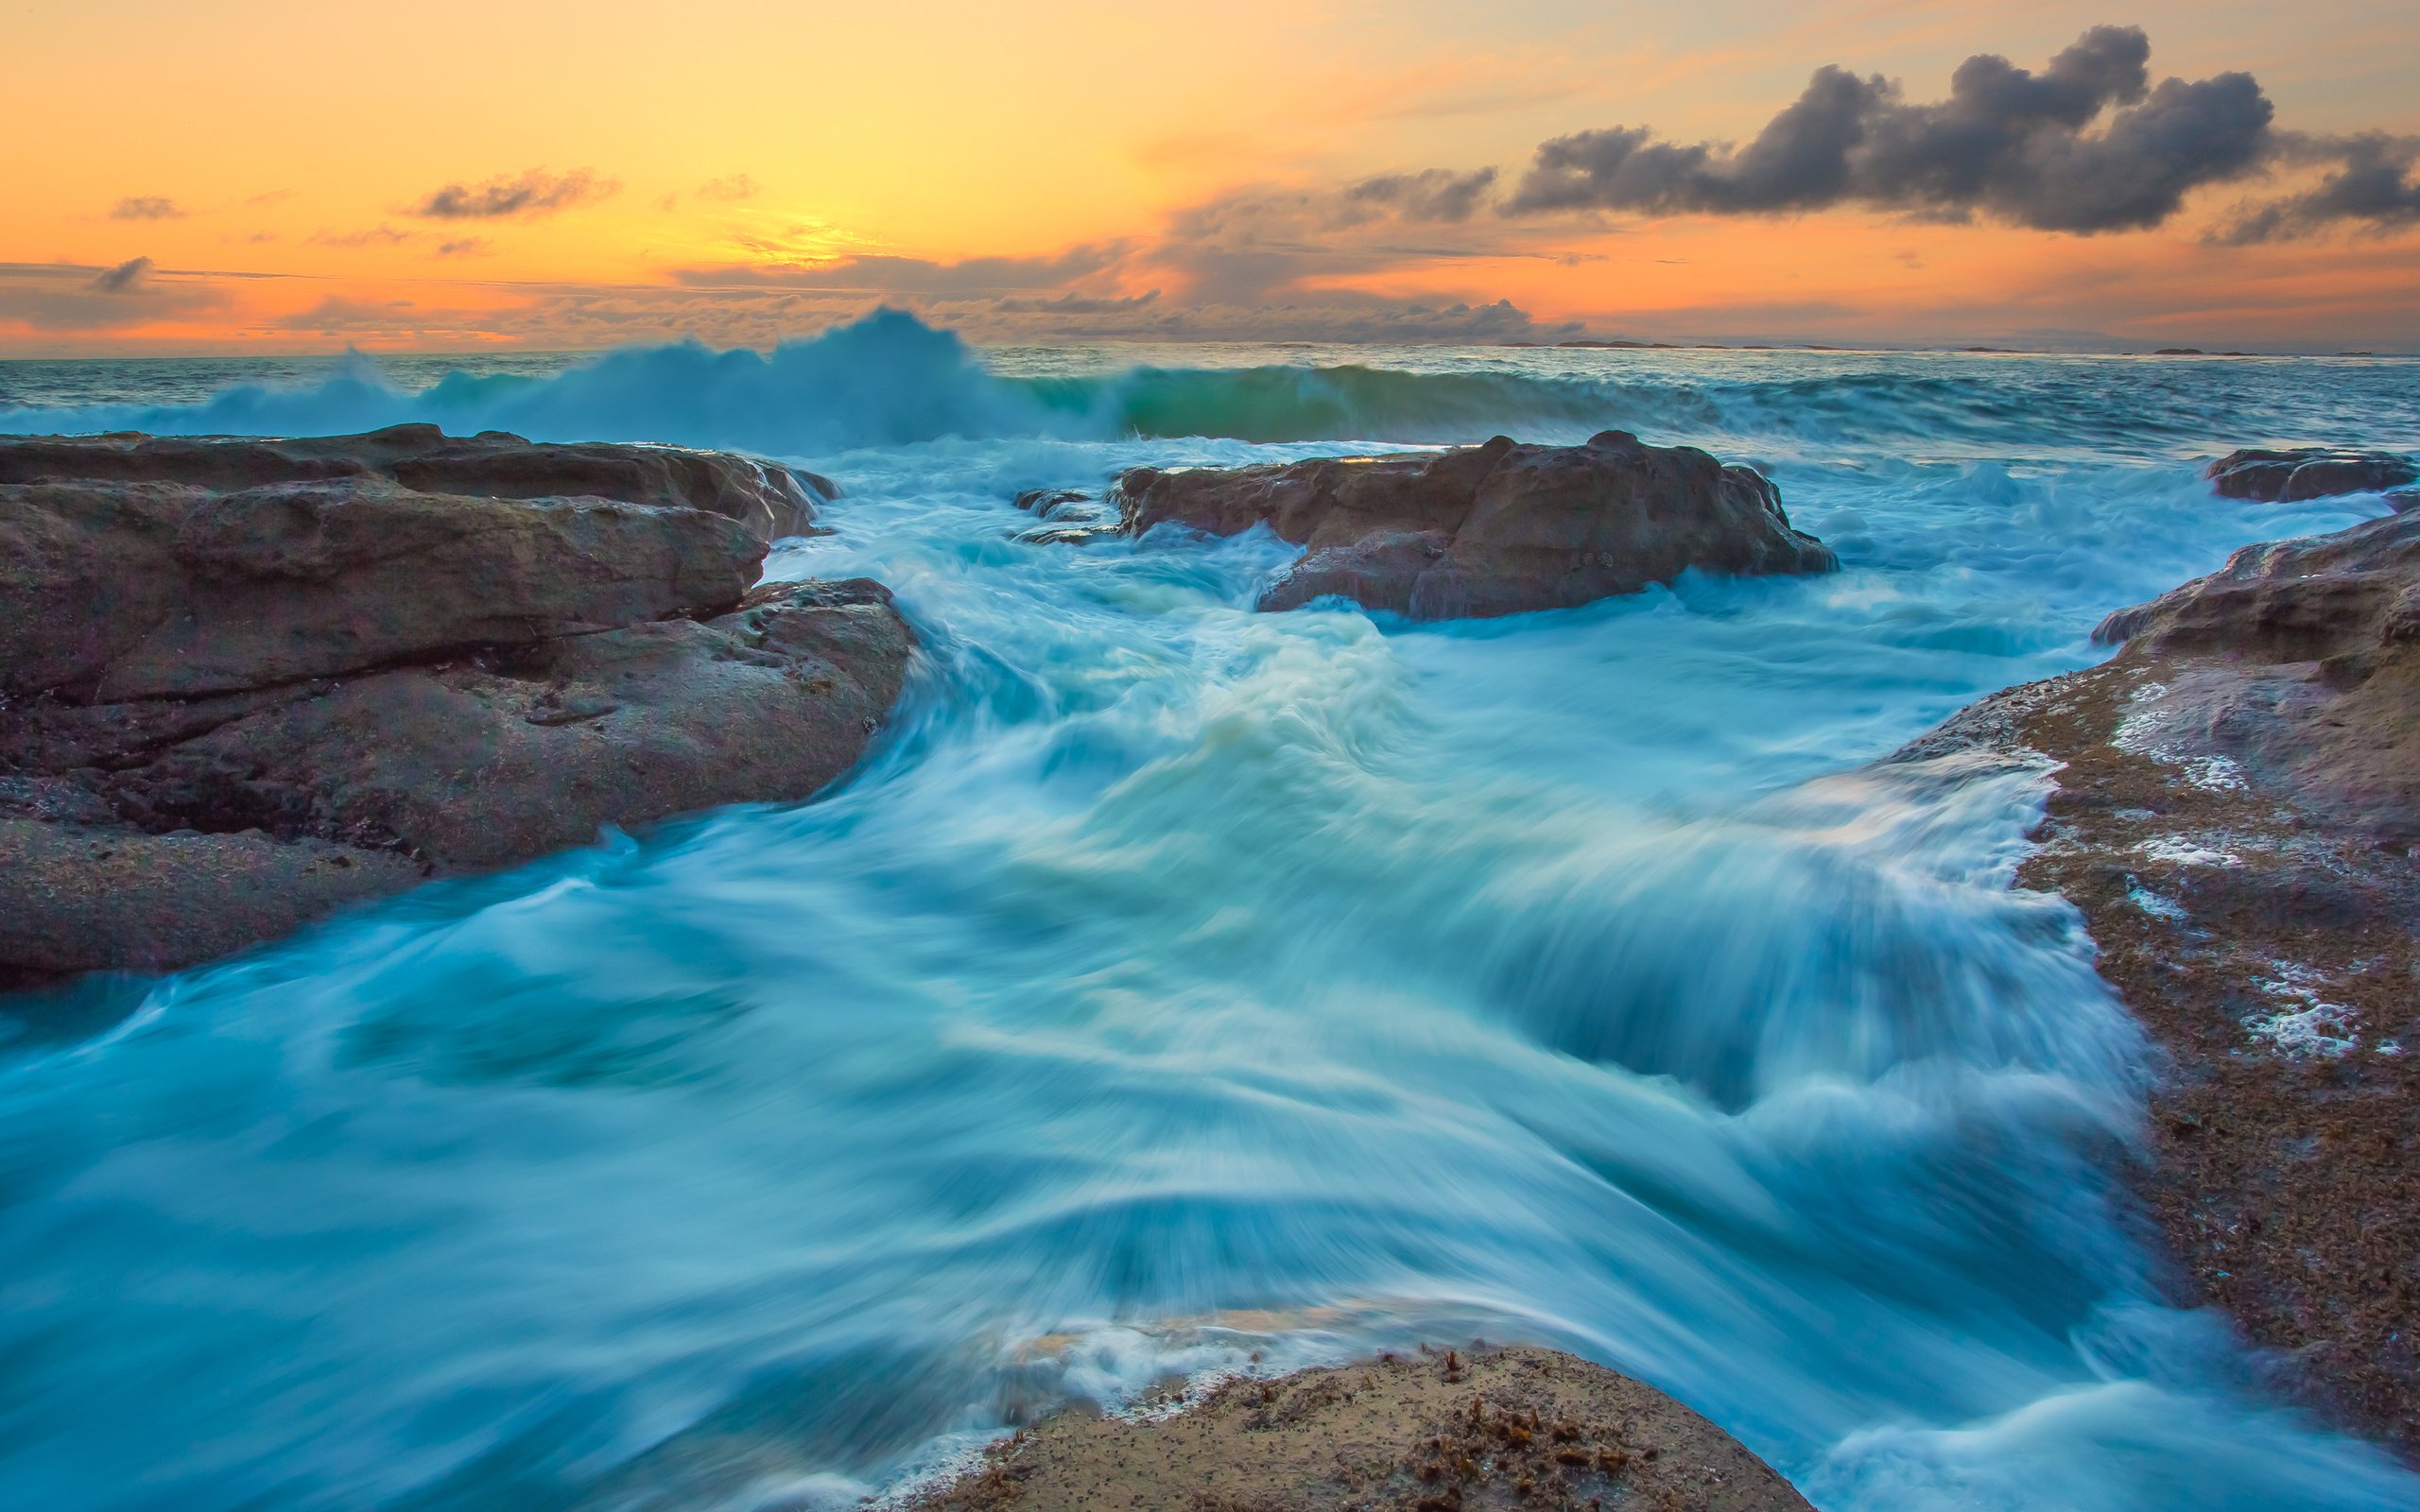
[
  {"xmin": 992, "ymin": 289, "xmax": 1162, "ymax": 315},
  {"xmin": 88, "ymin": 256, "xmax": 155, "ymax": 294},
  {"xmin": 436, "ymin": 237, "xmax": 493, "ymax": 257},
  {"xmin": 695, "ymin": 174, "xmax": 759, "ymax": 201},
  {"xmin": 268, "ymin": 295, "xmax": 424, "ymax": 332},
  {"xmin": 310, "ymin": 225, "xmax": 415, "ymax": 248},
  {"xmin": 2218, "ymin": 132, "xmax": 2420, "ymax": 243},
  {"xmin": 1505, "ymin": 26, "xmax": 2276, "ymax": 233},
  {"xmin": 1344, "ymin": 168, "xmax": 1499, "ymax": 224},
  {"xmin": 110, "ymin": 197, "xmax": 185, "ymax": 221},
  {"xmin": 0, "ymin": 260, "xmax": 221, "ymax": 332},
  {"xmin": 412, "ymin": 167, "xmax": 618, "ymax": 219},
  {"xmin": 672, "ymin": 245, "xmax": 1129, "ymax": 295}
]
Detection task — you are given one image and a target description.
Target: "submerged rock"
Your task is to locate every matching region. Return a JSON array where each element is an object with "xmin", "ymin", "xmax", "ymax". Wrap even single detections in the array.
[
  {"xmin": 2204, "ymin": 446, "xmax": 2417, "ymax": 504},
  {"xmin": 907, "ymin": 1344, "xmax": 1811, "ymax": 1512},
  {"xmin": 1898, "ymin": 506, "xmax": 2420, "ymax": 1456},
  {"xmin": 1009, "ymin": 486, "xmax": 1118, "ymax": 545},
  {"xmin": 0, "ymin": 429, "xmax": 911, "ymax": 984},
  {"xmin": 1112, "ymin": 430, "xmax": 1837, "ymax": 619}
]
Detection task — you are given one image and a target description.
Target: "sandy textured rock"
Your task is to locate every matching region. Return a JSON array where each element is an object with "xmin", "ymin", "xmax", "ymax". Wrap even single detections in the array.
[
  {"xmin": 0, "ymin": 430, "xmax": 911, "ymax": 984},
  {"xmin": 2204, "ymin": 447, "xmax": 2417, "ymax": 504},
  {"xmin": 1112, "ymin": 430, "xmax": 1836, "ymax": 619},
  {"xmin": 1897, "ymin": 506, "xmax": 2420, "ymax": 1456},
  {"xmin": 908, "ymin": 1344, "xmax": 1809, "ymax": 1512}
]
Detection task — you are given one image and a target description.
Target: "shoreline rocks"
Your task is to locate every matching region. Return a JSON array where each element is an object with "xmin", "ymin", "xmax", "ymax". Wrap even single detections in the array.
[
  {"xmin": 1111, "ymin": 430, "xmax": 1837, "ymax": 619},
  {"xmin": 906, "ymin": 1344, "xmax": 1811, "ymax": 1512},
  {"xmin": 1897, "ymin": 506, "xmax": 2420, "ymax": 1456},
  {"xmin": 2204, "ymin": 447, "xmax": 2417, "ymax": 506},
  {"xmin": 0, "ymin": 428, "xmax": 911, "ymax": 985}
]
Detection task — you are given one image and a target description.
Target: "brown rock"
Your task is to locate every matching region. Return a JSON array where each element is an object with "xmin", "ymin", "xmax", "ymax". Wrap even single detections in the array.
[
  {"xmin": 0, "ymin": 476, "xmax": 761, "ymax": 701},
  {"xmin": 2204, "ymin": 447, "xmax": 2417, "ymax": 504},
  {"xmin": 2090, "ymin": 509, "xmax": 2420, "ymax": 837},
  {"xmin": 0, "ymin": 431, "xmax": 912, "ymax": 983},
  {"xmin": 1112, "ymin": 430, "xmax": 1837, "ymax": 619},
  {"xmin": 907, "ymin": 1344, "xmax": 1810, "ymax": 1512},
  {"xmin": 1899, "ymin": 506, "xmax": 2420, "ymax": 1456},
  {"xmin": 0, "ymin": 423, "xmax": 831, "ymax": 541}
]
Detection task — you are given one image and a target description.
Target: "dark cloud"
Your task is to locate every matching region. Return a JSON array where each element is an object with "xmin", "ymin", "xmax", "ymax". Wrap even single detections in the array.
[
  {"xmin": 89, "ymin": 257, "xmax": 155, "ymax": 294},
  {"xmin": 269, "ymin": 295, "xmax": 427, "ymax": 333},
  {"xmin": 2218, "ymin": 132, "xmax": 2420, "ymax": 243},
  {"xmin": 1506, "ymin": 26, "xmax": 2275, "ymax": 233},
  {"xmin": 413, "ymin": 168, "xmax": 618, "ymax": 219},
  {"xmin": 110, "ymin": 197, "xmax": 185, "ymax": 221},
  {"xmin": 1344, "ymin": 168, "xmax": 1499, "ymax": 223},
  {"xmin": 436, "ymin": 237, "xmax": 493, "ymax": 258},
  {"xmin": 672, "ymin": 246, "xmax": 1128, "ymax": 295},
  {"xmin": 0, "ymin": 260, "xmax": 220, "ymax": 331}
]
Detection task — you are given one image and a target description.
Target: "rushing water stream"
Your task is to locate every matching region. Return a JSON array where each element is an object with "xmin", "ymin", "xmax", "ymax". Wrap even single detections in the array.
[{"xmin": 3, "ymin": 319, "xmax": 2417, "ymax": 1510}]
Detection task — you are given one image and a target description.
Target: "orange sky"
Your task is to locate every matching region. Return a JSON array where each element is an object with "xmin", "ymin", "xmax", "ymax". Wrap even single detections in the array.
[{"xmin": 7, "ymin": 0, "xmax": 2418, "ymax": 353}]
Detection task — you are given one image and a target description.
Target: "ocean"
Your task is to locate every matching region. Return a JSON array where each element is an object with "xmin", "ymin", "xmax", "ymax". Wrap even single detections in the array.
[{"xmin": 2, "ymin": 316, "xmax": 2416, "ymax": 1510}]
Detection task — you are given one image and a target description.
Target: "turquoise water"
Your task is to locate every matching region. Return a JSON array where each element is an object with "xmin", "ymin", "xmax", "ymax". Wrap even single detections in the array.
[{"xmin": 3, "ymin": 318, "xmax": 2416, "ymax": 1510}]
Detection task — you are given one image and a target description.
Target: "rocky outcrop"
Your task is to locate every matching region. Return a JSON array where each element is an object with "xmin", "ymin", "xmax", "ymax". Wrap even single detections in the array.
[
  {"xmin": 1112, "ymin": 430, "xmax": 1837, "ymax": 619},
  {"xmin": 0, "ymin": 430, "xmax": 911, "ymax": 984},
  {"xmin": 0, "ymin": 423, "xmax": 834, "ymax": 542},
  {"xmin": 908, "ymin": 1345, "xmax": 1810, "ymax": 1512},
  {"xmin": 1897, "ymin": 507, "xmax": 2420, "ymax": 1455},
  {"xmin": 2205, "ymin": 447, "xmax": 2417, "ymax": 505}
]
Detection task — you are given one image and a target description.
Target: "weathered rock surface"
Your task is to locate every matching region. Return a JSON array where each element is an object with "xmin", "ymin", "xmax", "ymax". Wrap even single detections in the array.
[
  {"xmin": 907, "ymin": 1345, "xmax": 1811, "ymax": 1512},
  {"xmin": 2205, "ymin": 446, "xmax": 2418, "ymax": 505},
  {"xmin": 0, "ymin": 430, "xmax": 911, "ymax": 984},
  {"xmin": 1896, "ymin": 507, "xmax": 2420, "ymax": 1456},
  {"xmin": 1112, "ymin": 430, "xmax": 1837, "ymax": 619},
  {"xmin": 0, "ymin": 423, "xmax": 833, "ymax": 541},
  {"xmin": 1, "ymin": 474, "xmax": 763, "ymax": 701}
]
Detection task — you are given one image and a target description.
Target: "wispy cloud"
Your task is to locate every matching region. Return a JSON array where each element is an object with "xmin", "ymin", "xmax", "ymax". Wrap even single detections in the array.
[
  {"xmin": 672, "ymin": 245, "xmax": 1129, "ymax": 295},
  {"xmin": 309, "ymin": 225, "xmax": 415, "ymax": 249},
  {"xmin": 110, "ymin": 197, "xmax": 185, "ymax": 221},
  {"xmin": 413, "ymin": 167, "xmax": 618, "ymax": 220}
]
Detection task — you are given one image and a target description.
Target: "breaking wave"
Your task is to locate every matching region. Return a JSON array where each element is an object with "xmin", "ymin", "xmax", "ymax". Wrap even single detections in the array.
[{"xmin": 8, "ymin": 309, "xmax": 2413, "ymax": 462}]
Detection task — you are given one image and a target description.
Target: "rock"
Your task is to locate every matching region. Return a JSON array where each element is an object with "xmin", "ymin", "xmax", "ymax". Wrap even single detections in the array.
[
  {"xmin": 1896, "ymin": 506, "xmax": 2420, "ymax": 1457},
  {"xmin": 2205, "ymin": 446, "xmax": 2418, "ymax": 503},
  {"xmin": 1009, "ymin": 486, "xmax": 1118, "ymax": 545},
  {"xmin": 2090, "ymin": 510, "xmax": 2420, "ymax": 836},
  {"xmin": 0, "ymin": 431, "xmax": 913, "ymax": 983},
  {"xmin": 1, "ymin": 476, "xmax": 761, "ymax": 701},
  {"xmin": 0, "ymin": 423, "xmax": 831, "ymax": 541},
  {"xmin": 1112, "ymin": 430, "xmax": 1837, "ymax": 619},
  {"xmin": 905, "ymin": 1344, "xmax": 1811, "ymax": 1512}
]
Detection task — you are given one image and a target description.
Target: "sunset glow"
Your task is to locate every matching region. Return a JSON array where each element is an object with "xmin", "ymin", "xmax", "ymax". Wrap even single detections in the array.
[{"xmin": 9, "ymin": 0, "xmax": 2418, "ymax": 352}]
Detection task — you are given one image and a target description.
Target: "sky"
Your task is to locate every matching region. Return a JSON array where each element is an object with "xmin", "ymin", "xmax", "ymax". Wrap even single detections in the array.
[{"xmin": 5, "ymin": 0, "xmax": 2418, "ymax": 354}]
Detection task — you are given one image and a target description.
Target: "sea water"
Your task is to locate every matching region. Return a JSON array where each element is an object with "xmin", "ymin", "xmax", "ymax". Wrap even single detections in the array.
[{"xmin": 2, "ymin": 318, "xmax": 2416, "ymax": 1510}]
